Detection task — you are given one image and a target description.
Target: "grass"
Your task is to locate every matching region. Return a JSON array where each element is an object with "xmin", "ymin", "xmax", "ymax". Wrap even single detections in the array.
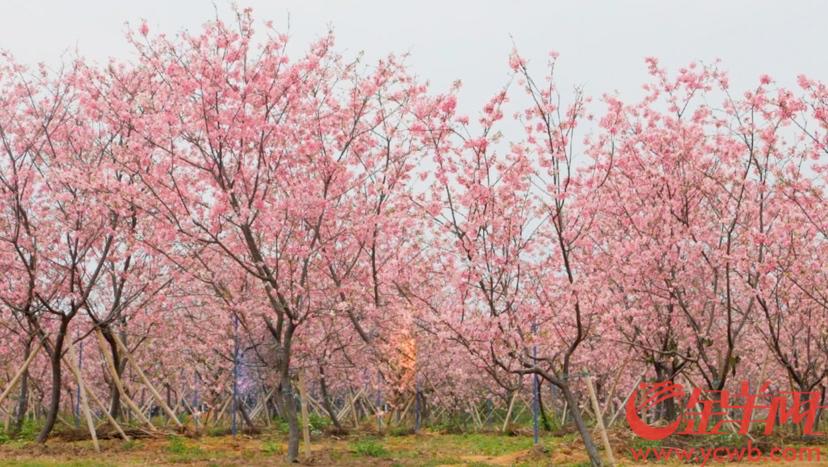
[
  {"xmin": 308, "ymin": 413, "xmax": 331, "ymax": 433},
  {"xmin": 349, "ymin": 438, "xmax": 389, "ymax": 457},
  {"xmin": 460, "ymin": 432, "xmax": 536, "ymax": 456},
  {"xmin": 164, "ymin": 435, "xmax": 209, "ymax": 463},
  {"xmin": 0, "ymin": 423, "xmax": 758, "ymax": 466},
  {"xmin": 261, "ymin": 438, "xmax": 283, "ymax": 455}
]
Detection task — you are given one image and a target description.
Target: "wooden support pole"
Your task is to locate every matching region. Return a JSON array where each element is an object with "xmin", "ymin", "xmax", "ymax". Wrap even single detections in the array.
[
  {"xmin": 110, "ymin": 331, "xmax": 184, "ymax": 429},
  {"xmin": 747, "ymin": 349, "xmax": 771, "ymax": 434},
  {"xmin": 607, "ymin": 375, "xmax": 641, "ymax": 429},
  {"xmin": 0, "ymin": 340, "xmax": 42, "ymax": 407},
  {"xmin": 213, "ymin": 394, "xmax": 233, "ymax": 426},
  {"xmin": 64, "ymin": 344, "xmax": 100, "ymax": 453},
  {"xmin": 181, "ymin": 397, "xmax": 200, "ymax": 433},
  {"xmin": 350, "ymin": 391, "xmax": 361, "ymax": 427},
  {"xmin": 3, "ymin": 403, "xmax": 10, "ymax": 431},
  {"xmin": 501, "ymin": 390, "xmax": 517, "ymax": 432},
  {"xmin": 94, "ymin": 328, "xmax": 156, "ymax": 430},
  {"xmin": 601, "ymin": 357, "xmax": 630, "ymax": 419},
  {"xmin": 341, "ymin": 389, "xmax": 364, "ymax": 427},
  {"xmin": 586, "ymin": 375, "xmax": 615, "ymax": 466},
  {"xmin": 63, "ymin": 345, "xmax": 130, "ymax": 441},
  {"xmin": 249, "ymin": 389, "xmax": 274, "ymax": 421},
  {"xmin": 399, "ymin": 396, "xmax": 415, "ymax": 424},
  {"xmin": 469, "ymin": 401, "xmax": 482, "ymax": 429}
]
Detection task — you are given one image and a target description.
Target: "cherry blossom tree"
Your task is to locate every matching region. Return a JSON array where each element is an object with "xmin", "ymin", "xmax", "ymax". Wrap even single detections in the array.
[{"xmin": 99, "ymin": 10, "xmax": 438, "ymax": 460}]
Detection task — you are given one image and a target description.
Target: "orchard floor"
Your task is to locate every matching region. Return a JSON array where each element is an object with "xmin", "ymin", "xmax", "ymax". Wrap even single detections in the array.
[{"xmin": 0, "ymin": 430, "xmax": 826, "ymax": 467}]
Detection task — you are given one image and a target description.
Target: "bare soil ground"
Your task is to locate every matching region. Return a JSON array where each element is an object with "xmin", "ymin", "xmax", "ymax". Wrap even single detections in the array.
[{"xmin": 0, "ymin": 429, "xmax": 825, "ymax": 466}]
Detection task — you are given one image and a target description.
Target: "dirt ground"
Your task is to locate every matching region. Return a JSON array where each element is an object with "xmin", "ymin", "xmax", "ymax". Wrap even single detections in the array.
[{"xmin": 0, "ymin": 430, "xmax": 826, "ymax": 466}]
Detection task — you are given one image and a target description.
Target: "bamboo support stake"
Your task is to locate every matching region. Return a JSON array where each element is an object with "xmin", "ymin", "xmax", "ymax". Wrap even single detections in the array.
[
  {"xmin": 213, "ymin": 394, "xmax": 233, "ymax": 425},
  {"xmin": 512, "ymin": 397, "xmax": 528, "ymax": 423},
  {"xmin": 63, "ymin": 346, "xmax": 130, "ymax": 441},
  {"xmin": 607, "ymin": 375, "xmax": 642, "ymax": 429},
  {"xmin": 601, "ymin": 357, "xmax": 630, "ymax": 419},
  {"xmin": 501, "ymin": 391, "xmax": 517, "ymax": 432},
  {"xmin": 94, "ymin": 328, "xmax": 155, "ymax": 430},
  {"xmin": 340, "ymin": 388, "xmax": 364, "ymax": 425},
  {"xmin": 468, "ymin": 401, "xmax": 482, "ymax": 429},
  {"xmin": 0, "ymin": 340, "xmax": 42, "ymax": 407},
  {"xmin": 399, "ymin": 396, "xmax": 415, "ymax": 422},
  {"xmin": 181, "ymin": 397, "xmax": 200, "ymax": 433},
  {"xmin": 57, "ymin": 413, "xmax": 76, "ymax": 429},
  {"xmin": 350, "ymin": 391, "xmax": 360, "ymax": 427},
  {"xmin": 335, "ymin": 400, "xmax": 350, "ymax": 422},
  {"xmin": 140, "ymin": 398, "xmax": 153, "ymax": 420},
  {"xmin": 747, "ymin": 349, "xmax": 771, "ymax": 434},
  {"xmin": 263, "ymin": 398, "xmax": 272, "ymax": 427},
  {"xmin": 65, "ymin": 344, "xmax": 100, "ymax": 453},
  {"xmin": 249, "ymin": 389, "xmax": 274, "ymax": 420},
  {"xmin": 3, "ymin": 404, "xmax": 10, "ymax": 431},
  {"xmin": 306, "ymin": 395, "xmax": 325, "ymax": 417},
  {"xmin": 110, "ymin": 332, "xmax": 184, "ymax": 429},
  {"xmin": 591, "ymin": 360, "xmax": 628, "ymax": 438},
  {"xmin": 297, "ymin": 371, "xmax": 311, "ymax": 458},
  {"xmin": 586, "ymin": 375, "xmax": 615, "ymax": 466},
  {"xmin": 384, "ymin": 407, "xmax": 395, "ymax": 428}
]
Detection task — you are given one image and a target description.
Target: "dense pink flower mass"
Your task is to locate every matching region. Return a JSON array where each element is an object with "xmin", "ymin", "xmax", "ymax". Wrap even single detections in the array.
[{"xmin": 0, "ymin": 10, "xmax": 826, "ymax": 465}]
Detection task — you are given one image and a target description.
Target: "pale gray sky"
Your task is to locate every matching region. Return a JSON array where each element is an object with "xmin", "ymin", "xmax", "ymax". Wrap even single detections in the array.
[{"xmin": 1, "ymin": 1, "xmax": 826, "ymax": 112}]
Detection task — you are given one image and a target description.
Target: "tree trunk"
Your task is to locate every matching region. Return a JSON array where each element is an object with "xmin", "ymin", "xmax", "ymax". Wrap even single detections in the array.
[
  {"xmin": 560, "ymin": 382, "xmax": 603, "ymax": 467},
  {"xmin": 101, "ymin": 327, "xmax": 124, "ymax": 419},
  {"xmin": 815, "ymin": 385, "xmax": 826, "ymax": 431},
  {"xmin": 537, "ymin": 379, "xmax": 552, "ymax": 431},
  {"xmin": 276, "ymin": 379, "xmax": 300, "ymax": 462},
  {"xmin": 109, "ymin": 343, "xmax": 124, "ymax": 419},
  {"xmin": 37, "ymin": 319, "xmax": 68, "ymax": 444},
  {"xmin": 654, "ymin": 364, "xmax": 678, "ymax": 422},
  {"xmin": 9, "ymin": 337, "xmax": 32, "ymax": 435},
  {"xmin": 664, "ymin": 389, "xmax": 677, "ymax": 421},
  {"xmin": 319, "ymin": 365, "xmax": 345, "ymax": 433},
  {"xmin": 239, "ymin": 399, "xmax": 259, "ymax": 433},
  {"xmin": 270, "ymin": 322, "xmax": 300, "ymax": 462},
  {"xmin": 12, "ymin": 367, "xmax": 29, "ymax": 435}
]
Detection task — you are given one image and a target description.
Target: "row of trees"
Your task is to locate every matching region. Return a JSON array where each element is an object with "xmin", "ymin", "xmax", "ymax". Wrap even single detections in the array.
[{"xmin": 1, "ymin": 11, "xmax": 826, "ymax": 465}]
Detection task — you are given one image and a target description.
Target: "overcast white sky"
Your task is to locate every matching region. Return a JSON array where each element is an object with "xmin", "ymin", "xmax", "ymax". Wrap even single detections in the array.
[{"xmin": 1, "ymin": 1, "xmax": 826, "ymax": 112}]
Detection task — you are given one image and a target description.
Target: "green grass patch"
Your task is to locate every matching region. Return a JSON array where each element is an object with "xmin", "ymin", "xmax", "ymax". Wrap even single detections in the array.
[
  {"xmin": 349, "ymin": 437, "xmax": 389, "ymax": 457},
  {"xmin": 165, "ymin": 435, "xmax": 208, "ymax": 463},
  {"xmin": 7, "ymin": 419, "xmax": 41, "ymax": 441},
  {"xmin": 308, "ymin": 413, "xmax": 330, "ymax": 433},
  {"xmin": 458, "ymin": 433, "xmax": 534, "ymax": 456},
  {"xmin": 261, "ymin": 439, "xmax": 283, "ymax": 455},
  {"xmin": 420, "ymin": 458, "xmax": 465, "ymax": 466}
]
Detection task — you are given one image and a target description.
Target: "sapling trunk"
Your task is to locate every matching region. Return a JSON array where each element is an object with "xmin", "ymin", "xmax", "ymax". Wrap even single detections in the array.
[
  {"xmin": 319, "ymin": 365, "xmax": 345, "ymax": 433},
  {"xmin": 560, "ymin": 382, "xmax": 603, "ymax": 467},
  {"xmin": 37, "ymin": 319, "xmax": 69, "ymax": 444},
  {"xmin": 10, "ymin": 338, "xmax": 32, "ymax": 435},
  {"xmin": 12, "ymin": 367, "xmax": 29, "ymax": 435},
  {"xmin": 537, "ymin": 378, "xmax": 552, "ymax": 431},
  {"xmin": 276, "ymin": 379, "xmax": 301, "ymax": 462},
  {"xmin": 101, "ymin": 329, "xmax": 125, "ymax": 419}
]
